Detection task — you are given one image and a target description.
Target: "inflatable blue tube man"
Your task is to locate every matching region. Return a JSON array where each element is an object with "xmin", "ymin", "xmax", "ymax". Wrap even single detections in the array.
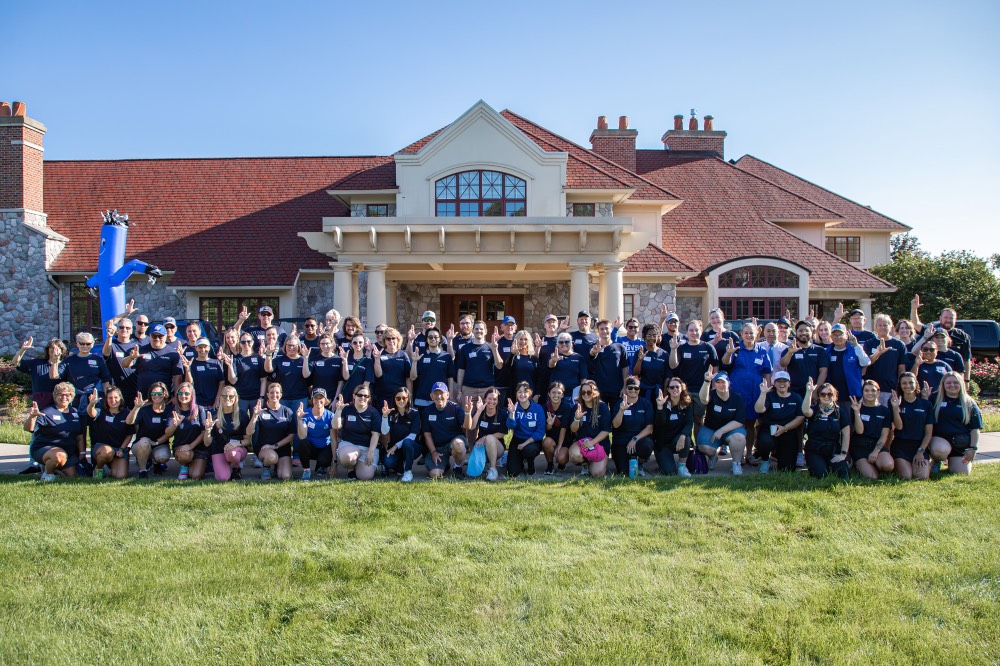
[{"xmin": 84, "ymin": 210, "xmax": 162, "ymax": 328}]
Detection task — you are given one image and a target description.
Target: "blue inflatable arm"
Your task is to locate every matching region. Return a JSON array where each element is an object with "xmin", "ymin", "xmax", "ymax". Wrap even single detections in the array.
[{"xmin": 85, "ymin": 211, "xmax": 163, "ymax": 328}]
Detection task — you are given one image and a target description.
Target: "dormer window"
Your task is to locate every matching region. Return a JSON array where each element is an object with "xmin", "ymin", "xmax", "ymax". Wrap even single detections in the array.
[{"xmin": 435, "ymin": 170, "xmax": 526, "ymax": 217}]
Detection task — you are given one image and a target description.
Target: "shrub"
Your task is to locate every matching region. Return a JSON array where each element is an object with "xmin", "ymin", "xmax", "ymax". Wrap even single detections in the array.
[{"xmin": 970, "ymin": 357, "xmax": 1000, "ymax": 396}]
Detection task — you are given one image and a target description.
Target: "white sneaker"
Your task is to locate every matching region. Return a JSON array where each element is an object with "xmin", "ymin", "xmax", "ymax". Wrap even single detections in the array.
[
  {"xmin": 498, "ymin": 451, "xmax": 508, "ymax": 467},
  {"xmin": 487, "ymin": 467, "xmax": 499, "ymax": 482},
  {"xmin": 579, "ymin": 463, "xmax": 590, "ymax": 477},
  {"xmin": 636, "ymin": 466, "xmax": 648, "ymax": 477},
  {"xmin": 678, "ymin": 465, "xmax": 692, "ymax": 478},
  {"xmin": 401, "ymin": 471, "xmax": 414, "ymax": 483},
  {"xmin": 732, "ymin": 460, "xmax": 743, "ymax": 475},
  {"xmin": 708, "ymin": 454, "xmax": 719, "ymax": 470},
  {"xmin": 39, "ymin": 471, "xmax": 57, "ymax": 482},
  {"xmin": 253, "ymin": 457, "xmax": 263, "ymax": 468},
  {"xmin": 301, "ymin": 469, "xmax": 312, "ymax": 481}
]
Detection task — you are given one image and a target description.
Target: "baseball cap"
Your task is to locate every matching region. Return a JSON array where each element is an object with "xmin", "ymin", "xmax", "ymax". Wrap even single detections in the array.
[
  {"xmin": 311, "ymin": 387, "xmax": 328, "ymax": 399},
  {"xmin": 431, "ymin": 382, "xmax": 449, "ymax": 393},
  {"xmin": 932, "ymin": 325, "xmax": 948, "ymax": 336},
  {"xmin": 772, "ymin": 370, "xmax": 791, "ymax": 382},
  {"xmin": 544, "ymin": 314, "xmax": 559, "ymax": 322},
  {"xmin": 831, "ymin": 324, "xmax": 847, "ymax": 333},
  {"xmin": 778, "ymin": 317, "xmax": 792, "ymax": 327},
  {"xmin": 713, "ymin": 371, "xmax": 729, "ymax": 383},
  {"xmin": 502, "ymin": 316, "xmax": 516, "ymax": 325},
  {"xmin": 849, "ymin": 308, "xmax": 865, "ymax": 317},
  {"xmin": 163, "ymin": 317, "xmax": 177, "ymax": 327},
  {"xmin": 665, "ymin": 313, "xmax": 680, "ymax": 323},
  {"xmin": 577, "ymin": 310, "xmax": 591, "ymax": 319},
  {"xmin": 422, "ymin": 310, "xmax": 436, "ymax": 321},
  {"xmin": 150, "ymin": 324, "xmax": 167, "ymax": 336},
  {"xmin": 195, "ymin": 338, "xmax": 210, "ymax": 347},
  {"xmin": 259, "ymin": 306, "xmax": 274, "ymax": 315}
]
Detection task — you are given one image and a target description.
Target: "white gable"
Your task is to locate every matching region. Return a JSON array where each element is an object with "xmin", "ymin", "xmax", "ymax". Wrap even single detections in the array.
[{"xmin": 393, "ymin": 100, "xmax": 568, "ymax": 217}]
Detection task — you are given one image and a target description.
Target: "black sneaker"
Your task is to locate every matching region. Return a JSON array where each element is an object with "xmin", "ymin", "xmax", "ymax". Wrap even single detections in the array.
[
  {"xmin": 231, "ymin": 467, "xmax": 242, "ymax": 481},
  {"xmin": 19, "ymin": 464, "xmax": 41, "ymax": 475},
  {"xmin": 152, "ymin": 463, "xmax": 168, "ymax": 475},
  {"xmin": 138, "ymin": 470, "xmax": 149, "ymax": 479},
  {"xmin": 544, "ymin": 462, "xmax": 555, "ymax": 476},
  {"xmin": 557, "ymin": 464, "xmax": 567, "ymax": 472},
  {"xmin": 315, "ymin": 466, "xmax": 328, "ymax": 477},
  {"xmin": 347, "ymin": 470, "xmax": 357, "ymax": 480},
  {"xmin": 453, "ymin": 466, "xmax": 466, "ymax": 480}
]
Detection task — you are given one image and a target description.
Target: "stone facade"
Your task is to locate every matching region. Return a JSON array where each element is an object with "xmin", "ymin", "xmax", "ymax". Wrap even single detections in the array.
[
  {"xmin": 676, "ymin": 296, "xmax": 704, "ymax": 324},
  {"xmin": 297, "ymin": 278, "xmax": 335, "ymax": 318},
  {"xmin": 627, "ymin": 281, "xmax": 677, "ymax": 325},
  {"xmin": 0, "ymin": 211, "xmax": 61, "ymax": 352}
]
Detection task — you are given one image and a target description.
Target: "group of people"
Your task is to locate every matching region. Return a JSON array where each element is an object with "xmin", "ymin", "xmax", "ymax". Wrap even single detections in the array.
[{"xmin": 17, "ymin": 294, "xmax": 983, "ymax": 483}]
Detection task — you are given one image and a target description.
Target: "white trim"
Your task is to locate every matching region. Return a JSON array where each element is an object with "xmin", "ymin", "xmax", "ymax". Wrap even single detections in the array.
[
  {"xmin": 426, "ymin": 162, "xmax": 535, "ymax": 184},
  {"xmin": 10, "ymin": 139, "xmax": 43, "ymax": 152},
  {"xmin": 0, "ymin": 207, "xmax": 46, "ymax": 216},
  {"xmin": 438, "ymin": 287, "xmax": 527, "ymax": 294}
]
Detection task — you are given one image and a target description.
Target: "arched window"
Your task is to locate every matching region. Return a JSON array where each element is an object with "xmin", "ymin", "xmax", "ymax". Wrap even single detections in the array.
[
  {"xmin": 435, "ymin": 170, "xmax": 526, "ymax": 217},
  {"xmin": 718, "ymin": 265, "xmax": 799, "ymax": 289}
]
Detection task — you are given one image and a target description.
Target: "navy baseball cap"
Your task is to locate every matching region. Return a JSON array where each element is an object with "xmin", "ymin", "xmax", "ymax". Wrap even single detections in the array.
[
  {"xmin": 431, "ymin": 382, "xmax": 449, "ymax": 393},
  {"xmin": 849, "ymin": 308, "xmax": 865, "ymax": 317},
  {"xmin": 577, "ymin": 310, "xmax": 591, "ymax": 319}
]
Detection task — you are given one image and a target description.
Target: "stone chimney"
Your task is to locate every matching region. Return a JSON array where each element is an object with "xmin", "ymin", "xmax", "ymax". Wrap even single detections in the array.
[
  {"xmin": 0, "ymin": 100, "xmax": 46, "ymax": 213},
  {"xmin": 661, "ymin": 109, "xmax": 726, "ymax": 159},
  {"xmin": 589, "ymin": 114, "xmax": 638, "ymax": 172}
]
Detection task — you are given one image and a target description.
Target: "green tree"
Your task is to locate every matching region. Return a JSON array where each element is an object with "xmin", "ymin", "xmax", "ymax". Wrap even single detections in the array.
[
  {"xmin": 870, "ymin": 249, "xmax": 1000, "ymax": 322},
  {"xmin": 890, "ymin": 232, "xmax": 926, "ymax": 260}
]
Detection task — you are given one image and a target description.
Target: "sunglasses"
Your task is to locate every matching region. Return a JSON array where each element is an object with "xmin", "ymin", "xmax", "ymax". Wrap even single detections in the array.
[
  {"xmin": 668, "ymin": 385, "xmax": 682, "ymax": 391},
  {"xmin": 78, "ymin": 342, "xmax": 93, "ymax": 346},
  {"xmin": 136, "ymin": 322, "xmax": 149, "ymax": 326},
  {"xmin": 394, "ymin": 396, "xmax": 408, "ymax": 402},
  {"xmin": 819, "ymin": 392, "xmax": 834, "ymax": 397},
  {"xmin": 626, "ymin": 325, "xmax": 638, "ymax": 329},
  {"xmin": 355, "ymin": 394, "xmax": 371, "ymax": 399},
  {"xmin": 352, "ymin": 341, "xmax": 365, "ymax": 346},
  {"xmin": 626, "ymin": 386, "xmax": 640, "ymax": 392},
  {"xmin": 305, "ymin": 323, "xmax": 316, "ymax": 328},
  {"xmin": 151, "ymin": 334, "xmax": 165, "ymax": 339},
  {"xmin": 165, "ymin": 325, "xmax": 176, "ymax": 329},
  {"xmin": 558, "ymin": 341, "xmax": 572, "ymax": 345},
  {"xmin": 176, "ymin": 391, "xmax": 191, "ymax": 397},
  {"xmin": 149, "ymin": 391, "xmax": 165, "ymax": 397},
  {"xmin": 580, "ymin": 390, "xmax": 593, "ymax": 396},
  {"xmin": 117, "ymin": 325, "xmax": 131, "ymax": 329},
  {"xmin": 375, "ymin": 330, "xmax": 387, "ymax": 335},
  {"xmin": 222, "ymin": 394, "xmax": 237, "ymax": 400},
  {"xmin": 240, "ymin": 340, "xmax": 253, "ymax": 344}
]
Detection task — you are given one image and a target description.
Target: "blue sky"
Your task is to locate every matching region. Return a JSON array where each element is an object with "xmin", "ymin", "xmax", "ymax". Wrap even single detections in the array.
[{"xmin": 7, "ymin": 0, "xmax": 998, "ymax": 256}]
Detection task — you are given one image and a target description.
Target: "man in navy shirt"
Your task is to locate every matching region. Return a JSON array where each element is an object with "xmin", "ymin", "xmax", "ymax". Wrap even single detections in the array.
[
  {"xmin": 65, "ymin": 332, "xmax": 112, "ymax": 407},
  {"xmin": 447, "ymin": 315, "xmax": 475, "ymax": 356},
  {"xmin": 103, "ymin": 318, "xmax": 140, "ymax": 407},
  {"xmin": 456, "ymin": 321, "xmax": 503, "ymax": 403},
  {"xmin": 534, "ymin": 314, "xmax": 561, "ymax": 394},
  {"xmin": 411, "ymin": 328, "xmax": 454, "ymax": 408},
  {"xmin": 570, "ymin": 311, "xmax": 599, "ymax": 359},
  {"xmin": 832, "ymin": 304, "xmax": 876, "ymax": 345},
  {"xmin": 242, "ymin": 305, "xmax": 286, "ymax": 354},
  {"xmin": 658, "ymin": 311, "xmax": 684, "ymax": 350},
  {"xmin": 590, "ymin": 319, "xmax": 629, "ymax": 404},
  {"xmin": 422, "ymin": 383, "xmax": 472, "ymax": 479},
  {"xmin": 780, "ymin": 321, "xmax": 830, "ymax": 396},
  {"xmin": 122, "ymin": 324, "xmax": 183, "ymax": 396},
  {"xmin": 412, "ymin": 310, "xmax": 449, "ymax": 354},
  {"xmin": 910, "ymin": 295, "xmax": 972, "ymax": 381},
  {"xmin": 612, "ymin": 316, "xmax": 645, "ymax": 372}
]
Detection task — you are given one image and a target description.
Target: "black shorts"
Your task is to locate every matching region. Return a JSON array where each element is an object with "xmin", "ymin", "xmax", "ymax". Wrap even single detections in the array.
[
  {"xmin": 941, "ymin": 433, "xmax": 973, "ymax": 459},
  {"xmin": 255, "ymin": 442, "xmax": 292, "ymax": 459},
  {"xmin": 849, "ymin": 437, "xmax": 879, "ymax": 462},
  {"xmin": 30, "ymin": 445, "xmax": 79, "ymax": 469},
  {"xmin": 891, "ymin": 438, "xmax": 926, "ymax": 461}
]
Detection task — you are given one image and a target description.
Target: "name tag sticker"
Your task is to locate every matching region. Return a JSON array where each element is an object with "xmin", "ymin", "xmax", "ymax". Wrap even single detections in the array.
[
  {"xmin": 480, "ymin": 421, "xmax": 489, "ymax": 428},
  {"xmin": 316, "ymin": 361, "xmax": 324, "ymax": 367},
  {"xmin": 52, "ymin": 414, "xmax": 62, "ymax": 422},
  {"xmin": 831, "ymin": 356, "xmax": 839, "ymax": 362},
  {"xmin": 142, "ymin": 354, "xmax": 152, "ymax": 360},
  {"xmin": 347, "ymin": 415, "xmax": 356, "ymax": 422},
  {"xmin": 469, "ymin": 352, "xmax": 478, "ymax": 358},
  {"xmin": 795, "ymin": 353, "xmax": 804, "ymax": 359},
  {"xmin": 196, "ymin": 366, "xmax": 205, "ymax": 371},
  {"xmin": 772, "ymin": 403, "xmax": 782, "ymax": 409},
  {"xmin": 754, "ymin": 358, "xmax": 763, "ymax": 365},
  {"xmin": 423, "ymin": 358, "xmax": 431, "ymax": 364},
  {"xmin": 683, "ymin": 353, "xmax": 691, "ymax": 359},
  {"xmin": 527, "ymin": 420, "xmax": 536, "ymax": 428},
  {"xmin": 116, "ymin": 352, "xmax": 125, "ymax": 358},
  {"xmin": 89, "ymin": 359, "xmax": 98, "ymax": 367},
  {"xmin": 261, "ymin": 414, "xmax": 271, "ymax": 420},
  {"xmin": 282, "ymin": 362, "xmax": 290, "ymax": 367},
  {"xmin": 428, "ymin": 415, "xmax": 437, "ymax": 422},
  {"xmin": 624, "ymin": 410, "xmax": 632, "ymax": 416},
  {"xmin": 861, "ymin": 414, "xmax": 870, "ymax": 422},
  {"xmin": 669, "ymin": 413, "xmax": 679, "ymax": 421},
  {"xmin": 714, "ymin": 405, "xmax": 723, "ymax": 412},
  {"xmin": 307, "ymin": 421, "xmax": 315, "ymax": 429},
  {"xmin": 105, "ymin": 415, "xmax": 115, "ymax": 423},
  {"xmin": 151, "ymin": 417, "xmax": 161, "ymax": 424}
]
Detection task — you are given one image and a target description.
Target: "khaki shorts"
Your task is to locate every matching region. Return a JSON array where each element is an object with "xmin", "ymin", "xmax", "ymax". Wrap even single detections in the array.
[{"xmin": 337, "ymin": 442, "xmax": 380, "ymax": 466}]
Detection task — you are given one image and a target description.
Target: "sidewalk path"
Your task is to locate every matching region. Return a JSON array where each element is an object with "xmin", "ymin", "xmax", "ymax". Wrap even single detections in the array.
[{"xmin": 3, "ymin": 433, "xmax": 998, "ymax": 479}]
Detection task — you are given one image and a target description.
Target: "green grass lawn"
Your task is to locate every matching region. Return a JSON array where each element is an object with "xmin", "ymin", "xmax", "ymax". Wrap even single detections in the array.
[{"xmin": 1, "ymin": 469, "xmax": 998, "ymax": 665}]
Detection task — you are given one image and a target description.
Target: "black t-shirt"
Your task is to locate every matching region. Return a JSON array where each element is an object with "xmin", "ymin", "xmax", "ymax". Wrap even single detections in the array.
[
  {"xmin": 783, "ymin": 344, "xmax": 830, "ymax": 394},
  {"xmin": 253, "ymin": 405, "xmax": 295, "ymax": 449},
  {"xmin": 373, "ymin": 350, "xmax": 412, "ymax": 403},
  {"xmin": 421, "ymin": 401, "xmax": 466, "ymax": 447},
  {"xmin": 592, "ymin": 343, "xmax": 629, "ymax": 397},
  {"xmin": 805, "ymin": 405, "xmax": 850, "ymax": 450},
  {"xmin": 171, "ymin": 406, "xmax": 206, "ymax": 448},
  {"xmin": 338, "ymin": 403, "xmax": 381, "ymax": 446},
  {"xmin": 612, "ymin": 397, "xmax": 653, "ymax": 441},
  {"xmin": 414, "ymin": 351, "xmax": 454, "ymax": 402},
  {"xmin": 308, "ymin": 355, "xmax": 345, "ymax": 398},
  {"xmin": 89, "ymin": 407, "xmax": 134, "ymax": 448},
  {"xmin": 18, "ymin": 357, "xmax": 69, "ymax": 395},
  {"xmin": 672, "ymin": 343, "xmax": 718, "ymax": 395},
  {"xmin": 760, "ymin": 391, "xmax": 802, "ymax": 427},
  {"xmin": 189, "ymin": 358, "xmax": 226, "ymax": 406},
  {"xmin": 576, "ymin": 401, "xmax": 612, "ymax": 440},
  {"xmin": 934, "ymin": 399, "xmax": 983, "ymax": 437},
  {"xmin": 268, "ymin": 355, "xmax": 309, "ymax": 400},
  {"xmin": 106, "ymin": 338, "xmax": 139, "ymax": 388},
  {"xmin": 31, "ymin": 406, "xmax": 83, "ymax": 451},
  {"xmin": 64, "ymin": 353, "xmax": 111, "ymax": 396},
  {"xmin": 896, "ymin": 397, "xmax": 936, "ymax": 441},
  {"xmin": 231, "ymin": 354, "xmax": 266, "ymax": 400},
  {"xmin": 856, "ymin": 403, "xmax": 891, "ymax": 441},
  {"xmin": 133, "ymin": 404, "xmax": 175, "ymax": 442},
  {"xmin": 862, "ymin": 338, "xmax": 907, "ymax": 392},
  {"xmin": 704, "ymin": 391, "xmax": 746, "ymax": 430},
  {"xmin": 135, "ymin": 347, "xmax": 183, "ymax": 395},
  {"xmin": 473, "ymin": 408, "xmax": 509, "ymax": 440},
  {"xmin": 655, "ymin": 401, "xmax": 693, "ymax": 444}
]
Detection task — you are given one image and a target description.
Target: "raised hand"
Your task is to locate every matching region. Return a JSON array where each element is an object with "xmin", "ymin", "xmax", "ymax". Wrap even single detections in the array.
[
  {"xmin": 656, "ymin": 389, "xmax": 666, "ymax": 409},
  {"xmin": 475, "ymin": 396, "xmax": 484, "ymax": 413},
  {"xmin": 204, "ymin": 412, "xmax": 215, "ymax": 431},
  {"xmin": 788, "ymin": 337, "xmax": 800, "ymax": 352},
  {"xmin": 364, "ymin": 339, "xmax": 373, "ymax": 354},
  {"xmin": 180, "ymin": 355, "xmax": 192, "ymax": 372},
  {"xmin": 911, "ymin": 294, "xmax": 921, "ymax": 311},
  {"xmin": 493, "ymin": 326, "xmax": 500, "ymax": 340},
  {"xmin": 507, "ymin": 398, "xmax": 515, "ymax": 412},
  {"xmin": 88, "ymin": 389, "xmax": 99, "ymax": 405},
  {"xmin": 169, "ymin": 412, "xmax": 182, "ymax": 428},
  {"xmin": 546, "ymin": 411, "xmax": 555, "ymax": 429},
  {"xmin": 27, "ymin": 401, "xmax": 41, "ymax": 418},
  {"xmin": 760, "ymin": 379, "xmax": 770, "ymax": 394},
  {"xmin": 106, "ymin": 321, "xmax": 116, "ymax": 339},
  {"xmin": 921, "ymin": 381, "xmax": 932, "ymax": 400},
  {"xmin": 338, "ymin": 347, "xmax": 348, "ymax": 361},
  {"xmin": 463, "ymin": 395, "xmax": 472, "ymax": 412},
  {"xmin": 636, "ymin": 346, "xmax": 646, "ymax": 361},
  {"xmin": 834, "ymin": 302, "xmax": 845, "ymax": 322},
  {"xmin": 381, "ymin": 400, "xmax": 390, "ymax": 417},
  {"xmin": 317, "ymin": 322, "xmax": 327, "ymax": 336},
  {"xmin": 302, "ymin": 345, "xmax": 312, "ymax": 360},
  {"xmin": 253, "ymin": 399, "xmax": 263, "ymax": 416},
  {"xmin": 726, "ymin": 336, "xmax": 736, "ymax": 354},
  {"xmin": 125, "ymin": 298, "xmax": 138, "ymax": 317},
  {"xmin": 534, "ymin": 333, "xmax": 543, "ymax": 349},
  {"xmin": 290, "ymin": 323, "xmax": 298, "ymax": 337},
  {"xmin": 407, "ymin": 325, "xmax": 416, "ymax": 343},
  {"xmin": 491, "ymin": 331, "xmax": 499, "ymax": 346},
  {"xmin": 704, "ymin": 369, "xmax": 714, "ymax": 383},
  {"xmin": 135, "ymin": 392, "xmax": 147, "ymax": 408},
  {"xmin": 805, "ymin": 377, "xmax": 815, "ymax": 393},
  {"xmin": 668, "ymin": 335, "xmax": 679, "ymax": 350},
  {"xmin": 334, "ymin": 395, "xmax": 345, "ymax": 412},
  {"xmin": 613, "ymin": 315, "xmax": 623, "ymax": 329},
  {"xmin": 446, "ymin": 324, "xmax": 456, "ymax": 341},
  {"xmin": 850, "ymin": 396, "xmax": 861, "ymax": 412},
  {"xmin": 557, "ymin": 318, "xmax": 570, "ymax": 332},
  {"xmin": 239, "ymin": 305, "xmax": 249, "ymax": 321},
  {"xmin": 575, "ymin": 402, "xmax": 585, "ymax": 420},
  {"xmin": 371, "ymin": 345, "xmax": 381, "ymax": 360},
  {"xmin": 296, "ymin": 403, "xmax": 306, "ymax": 419},
  {"xmin": 889, "ymin": 391, "xmax": 901, "ymax": 408},
  {"xmin": 219, "ymin": 351, "xmax": 232, "ymax": 365}
]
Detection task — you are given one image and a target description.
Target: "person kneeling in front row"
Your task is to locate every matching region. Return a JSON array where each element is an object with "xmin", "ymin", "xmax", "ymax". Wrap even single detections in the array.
[{"xmin": 697, "ymin": 371, "xmax": 748, "ymax": 475}]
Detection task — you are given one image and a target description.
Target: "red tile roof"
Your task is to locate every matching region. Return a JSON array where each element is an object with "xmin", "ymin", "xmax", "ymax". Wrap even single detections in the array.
[
  {"xmin": 634, "ymin": 151, "xmax": 895, "ymax": 291},
  {"xmin": 43, "ymin": 157, "xmax": 388, "ymax": 286},
  {"xmin": 733, "ymin": 155, "xmax": 909, "ymax": 231},
  {"xmin": 624, "ymin": 243, "xmax": 696, "ymax": 273}
]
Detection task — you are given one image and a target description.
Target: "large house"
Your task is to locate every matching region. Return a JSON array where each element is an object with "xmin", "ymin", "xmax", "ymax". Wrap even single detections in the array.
[{"xmin": 0, "ymin": 100, "xmax": 906, "ymax": 354}]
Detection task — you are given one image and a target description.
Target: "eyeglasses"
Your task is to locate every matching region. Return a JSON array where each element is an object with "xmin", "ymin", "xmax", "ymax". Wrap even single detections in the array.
[
  {"xmin": 668, "ymin": 386, "xmax": 682, "ymax": 391},
  {"xmin": 352, "ymin": 341, "xmax": 365, "ymax": 346},
  {"xmin": 355, "ymin": 394, "xmax": 370, "ymax": 400},
  {"xmin": 165, "ymin": 325, "xmax": 176, "ymax": 329},
  {"xmin": 222, "ymin": 394, "xmax": 237, "ymax": 400},
  {"xmin": 394, "ymin": 396, "xmax": 408, "ymax": 402},
  {"xmin": 375, "ymin": 329, "xmax": 387, "ymax": 335},
  {"xmin": 176, "ymin": 391, "xmax": 191, "ymax": 396},
  {"xmin": 580, "ymin": 389, "xmax": 593, "ymax": 396},
  {"xmin": 626, "ymin": 325, "xmax": 638, "ymax": 329},
  {"xmin": 558, "ymin": 341, "xmax": 572, "ymax": 345},
  {"xmin": 151, "ymin": 334, "xmax": 165, "ymax": 339},
  {"xmin": 149, "ymin": 391, "xmax": 165, "ymax": 397},
  {"xmin": 78, "ymin": 342, "xmax": 93, "ymax": 346},
  {"xmin": 305, "ymin": 323, "xmax": 316, "ymax": 328}
]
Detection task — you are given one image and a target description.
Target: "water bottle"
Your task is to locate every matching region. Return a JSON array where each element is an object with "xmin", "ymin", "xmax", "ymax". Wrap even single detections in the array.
[{"xmin": 628, "ymin": 458, "xmax": 638, "ymax": 478}]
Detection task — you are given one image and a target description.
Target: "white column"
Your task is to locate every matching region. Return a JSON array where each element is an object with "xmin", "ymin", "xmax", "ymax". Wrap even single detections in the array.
[
  {"xmin": 351, "ymin": 269, "xmax": 360, "ymax": 319},
  {"xmin": 333, "ymin": 264, "xmax": 354, "ymax": 316},
  {"xmin": 604, "ymin": 262, "xmax": 625, "ymax": 324},
  {"xmin": 365, "ymin": 263, "xmax": 388, "ymax": 335},
  {"xmin": 860, "ymin": 297, "xmax": 873, "ymax": 329},
  {"xmin": 569, "ymin": 263, "xmax": 592, "ymax": 325},
  {"xmin": 597, "ymin": 269, "xmax": 608, "ymax": 319},
  {"xmin": 386, "ymin": 281, "xmax": 398, "ymax": 329}
]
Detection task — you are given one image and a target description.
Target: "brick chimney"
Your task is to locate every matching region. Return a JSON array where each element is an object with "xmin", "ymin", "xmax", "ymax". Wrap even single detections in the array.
[
  {"xmin": 589, "ymin": 114, "xmax": 638, "ymax": 172},
  {"xmin": 0, "ymin": 100, "xmax": 46, "ymax": 212},
  {"xmin": 661, "ymin": 109, "xmax": 726, "ymax": 159}
]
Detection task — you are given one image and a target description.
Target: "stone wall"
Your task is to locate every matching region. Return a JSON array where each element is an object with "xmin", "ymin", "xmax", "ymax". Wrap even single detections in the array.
[
  {"xmin": 393, "ymin": 282, "xmax": 577, "ymax": 332},
  {"xmin": 0, "ymin": 212, "xmax": 60, "ymax": 353},
  {"xmin": 627, "ymin": 282, "xmax": 677, "ymax": 325},
  {"xmin": 676, "ymin": 296, "xmax": 704, "ymax": 324},
  {"xmin": 126, "ymin": 278, "xmax": 188, "ymax": 322},
  {"xmin": 297, "ymin": 278, "xmax": 335, "ymax": 318}
]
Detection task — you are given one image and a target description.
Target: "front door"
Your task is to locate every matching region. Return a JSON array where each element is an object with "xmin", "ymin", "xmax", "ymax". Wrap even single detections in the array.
[{"xmin": 441, "ymin": 294, "xmax": 524, "ymax": 332}]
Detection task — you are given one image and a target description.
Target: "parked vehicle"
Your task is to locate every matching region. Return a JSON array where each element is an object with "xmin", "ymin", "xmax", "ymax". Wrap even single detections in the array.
[
  {"xmin": 955, "ymin": 320, "xmax": 1000, "ymax": 359},
  {"xmin": 149, "ymin": 319, "xmax": 222, "ymax": 350}
]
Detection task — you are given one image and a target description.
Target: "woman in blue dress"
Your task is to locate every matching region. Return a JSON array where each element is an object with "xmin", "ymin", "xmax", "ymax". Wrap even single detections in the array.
[{"xmin": 720, "ymin": 321, "xmax": 771, "ymax": 462}]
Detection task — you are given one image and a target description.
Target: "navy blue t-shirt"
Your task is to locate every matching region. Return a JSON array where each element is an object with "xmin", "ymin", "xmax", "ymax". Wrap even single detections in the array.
[
  {"xmin": 134, "ymin": 347, "xmax": 183, "ymax": 396},
  {"xmin": 473, "ymin": 408, "xmax": 509, "ymax": 440},
  {"xmin": 31, "ymin": 405, "xmax": 83, "ymax": 451},
  {"xmin": 760, "ymin": 391, "xmax": 803, "ymax": 427},
  {"xmin": 299, "ymin": 335, "xmax": 321, "ymax": 352},
  {"xmin": 411, "ymin": 332, "xmax": 449, "ymax": 355},
  {"xmin": 373, "ymin": 350, "xmax": 412, "ymax": 404},
  {"xmin": 704, "ymin": 391, "xmax": 746, "ymax": 430},
  {"xmin": 242, "ymin": 325, "xmax": 286, "ymax": 355},
  {"xmin": 65, "ymin": 353, "xmax": 111, "ymax": 397},
  {"xmin": 504, "ymin": 353, "xmax": 538, "ymax": 393},
  {"xmin": 934, "ymin": 399, "xmax": 983, "ymax": 437},
  {"xmin": 655, "ymin": 401, "xmax": 693, "ymax": 444},
  {"xmin": 592, "ymin": 343, "xmax": 629, "ymax": 397},
  {"xmin": 672, "ymin": 343, "xmax": 718, "ymax": 395},
  {"xmin": 862, "ymin": 338, "xmax": 906, "ymax": 392},
  {"xmin": 612, "ymin": 396, "xmax": 654, "ymax": 441},
  {"xmin": 337, "ymin": 403, "xmax": 381, "ymax": 446},
  {"xmin": 421, "ymin": 401, "xmax": 466, "ymax": 447},
  {"xmin": 895, "ymin": 397, "xmax": 936, "ymax": 441},
  {"xmin": 414, "ymin": 351, "xmax": 454, "ymax": 402},
  {"xmin": 18, "ymin": 357, "xmax": 69, "ymax": 395},
  {"xmin": 577, "ymin": 401, "xmax": 612, "ymax": 440},
  {"xmin": 571, "ymin": 331, "xmax": 599, "ymax": 359},
  {"xmin": 456, "ymin": 342, "xmax": 495, "ymax": 389},
  {"xmin": 133, "ymin": 404, "xmax": 174, "ymax": 442},
  {"xmin": 496, "ymin": 336, "xmax": 516, "ymax": 362},
  {"xmin": 637, "ymin": 348, "xmax": 671, "ymax": 392},
  {"xmin": 170, "ymin": 406, "xmax": 206, "ymax": 448},
  {"xmin": 342, "ymin": 355, "xmax": 375, "ymax": 399},
  {"xmin": 308, "ymin": 355, "xmax": 345, "ymax": 398},
  {"xmin": 106, "ymin": 339, "xmax": 139, "ymax": 389},
  {"xmin": 805, "ymin": 405, "xmax": 850, "ymax": 450},
  {"xmin": 385, "ymin": 408, "xmax": 421, "ymax": 446},
  {"xmin": 937, "ymin": 349, "xmax": 966, "ymax": 375},
  {"xmin": 856, "ymin": 403, "xmax": 891, "ymax": 441},
  {"xmin": 253, "ymin": 404, "xmax": 295, "ymax": 449},
  {"xmin": 544, "ymin": 398, "xmax": 575, "ymax": 438},
  {"xmin": 231, "ymin": 354, "xmax": 266, "ymax": 401},
  {"xmin": 89, "ymin": 407, "xmax": 133, "ymax": 448},
  {"xmin": 549, "ymin": 353, "xmax": 588, "ymax": 395},
  {"xmin": 916, "ymin": 360, "xmax": 951, "ymax": 399},
  {"xmin": 783, "ymin": 344, "xmax": 830, "ymax": 394},
  {"xmin": 189, "ymin": 358, "xmax": 226, "ymax": 406},
  {"xmin": 268, "ymin": 355, "xmax": 309, "ymax": 400}
]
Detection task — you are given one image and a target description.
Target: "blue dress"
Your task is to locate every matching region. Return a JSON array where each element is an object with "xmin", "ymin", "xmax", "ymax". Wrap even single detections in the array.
[{"xmin": 726, "ymin": 343, "xmax": 773, "ymax": 419}]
